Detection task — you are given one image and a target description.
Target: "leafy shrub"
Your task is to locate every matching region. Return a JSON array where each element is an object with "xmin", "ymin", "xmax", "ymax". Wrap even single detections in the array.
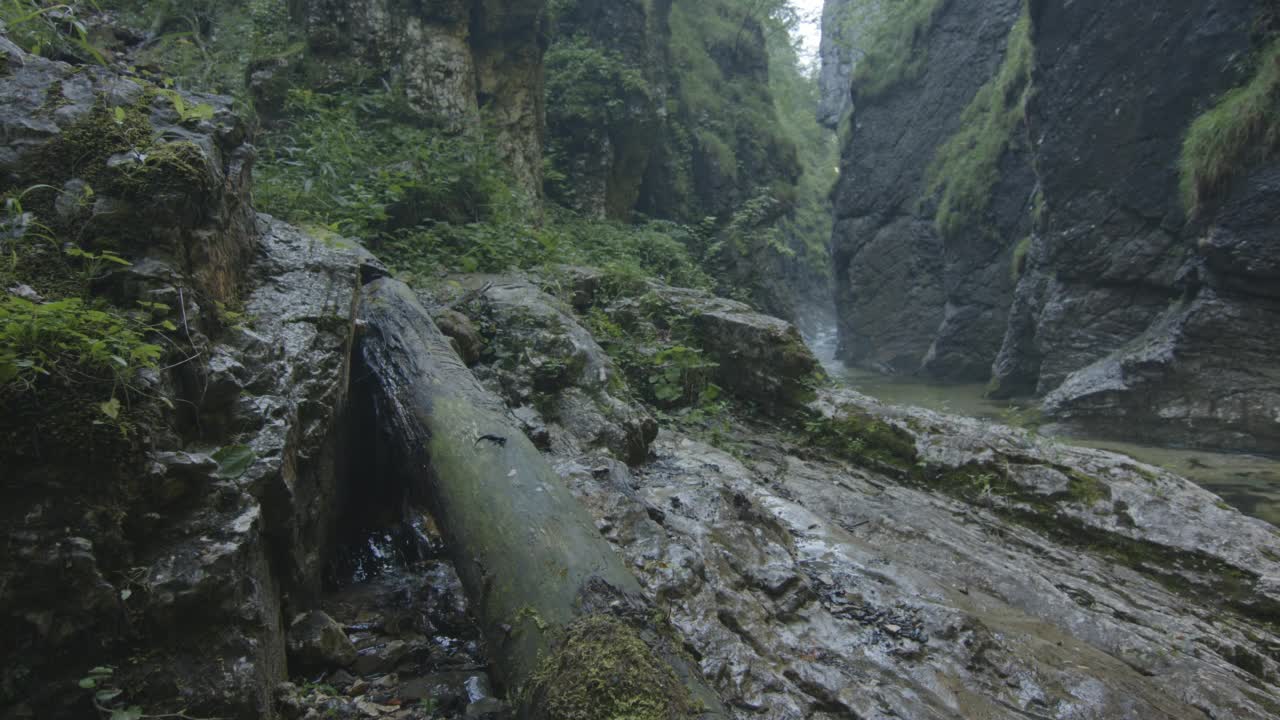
[
  {"xmin": 647, "ymin": 345, "xmax": 719, "ymax": 407},
  {"xmin": 381, "ymin": 208, "xmax": 713, "ymax": 289},
  {"xmin": 256, "ymin": 88, "xmax": 518, "ymax": 236},
  {"xmin": 0, "ymin": 0, "xmax": 106, "ymax": 63},
  {"xmin": 98, "ymin": 0, "xmax": 295, "ymax": 99},
  {"xmin": 544, "ymin": 35, "xmax": 653, "ymax": 129},
  {"xmin": 1179, "ymin": 38, "xmax": 1280, "ymax": 216},
  {"xmin": 802, "ymin": 410, "xmax": 919, "ymax": 468},
  {"xmin": 1, "ymin": 194, "xmax": 171, "ymax": 411},
  {"xmin": 0, "ymin": 295, "xmax": 165, "ymax": 396}
]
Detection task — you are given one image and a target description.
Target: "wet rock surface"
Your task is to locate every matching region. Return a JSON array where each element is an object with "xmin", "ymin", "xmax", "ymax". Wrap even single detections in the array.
[
  {"xmin": 596, "ymin": 277, "xmax": 822, "ymax": 411},
  {"xmin": 0, "ymin": 34, "xmax": 370, "ymax": 714},
  {"xmin": 278, "ymin": 515, "xmax": 506, "ymax": 720},
  {"xmin": 1, "ymin": 213, "xmax": 370, "ymax": 718},
  {"xmin": 438, "ymin": 274, "xmax": 658, "ymax": 465},
  {"xmin": 557, "ymin": 422, "xmax": 1280, "ymax": 719},
  {"xmin": 427, "ymin": 274, "xmax": 1280, "ymax": 718}
]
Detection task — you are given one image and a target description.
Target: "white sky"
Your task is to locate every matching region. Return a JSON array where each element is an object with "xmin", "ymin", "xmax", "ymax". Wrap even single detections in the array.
[{"xmin": 790, "ymin": 0, "xmax": 826, "ymax": 72}]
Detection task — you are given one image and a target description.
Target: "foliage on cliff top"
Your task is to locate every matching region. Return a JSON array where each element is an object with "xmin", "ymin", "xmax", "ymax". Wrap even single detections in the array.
[
  {"xmin": 925, "ymin": 6, "xmax": 1033, "ymax": 239},
  {"xmin": 545, "ymin": 35, "xmax": 654, "ymax": 130},
  {"xmin": 765, "ymin": 18, "xmax": 839, "ymax": 280},
  {"xmin": 849, "ymin": 0, "xmax": 948, "ymax": 99},
  {"xmin": 1179, "ymin": 38, "xmax": 1280, "ymax": 216},
  {"xmin": 256, "ymin": 88, "xmax": 713, "ymax": 288},
  {"xmin": 0, "ymin": 0, "xmax": 108, "ymax": 63},
  {"xmin": 667, "ymin": 0, "xmax": 798, "ymax": 204},
  {"xmin": 0, "ymin": 91, "xmax": 188, "ymax": 415}
]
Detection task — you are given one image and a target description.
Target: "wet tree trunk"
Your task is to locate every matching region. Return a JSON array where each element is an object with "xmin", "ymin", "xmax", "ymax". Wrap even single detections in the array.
[{"xmin": 359, "ymin": 277, "xmax": 725, "ymax": 719}]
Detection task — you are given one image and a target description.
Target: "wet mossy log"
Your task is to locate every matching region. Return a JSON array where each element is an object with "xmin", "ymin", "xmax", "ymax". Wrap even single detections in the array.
[{"xmin": 359, "ymin": 278, "xmax": 725, "ymax": 719}]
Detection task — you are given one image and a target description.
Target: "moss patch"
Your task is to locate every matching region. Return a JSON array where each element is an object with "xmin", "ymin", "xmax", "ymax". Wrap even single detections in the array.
[
  {"xmin": 1065, "ymin": 470, "xmax": 1112, "ymax": 506},
  {"xmin": 1010, "ymin": 236, "xmax": 1032, "ymax": 280},
  {"xmin": 117, "ymin": 140, "xmax": 213, "ymax": 198},
  {"xmin": 26, "ymin": 99, "xmax": 154, "ymax": 227},
  {"xmin": 926, "ymin": 5, "xmax": 1034, "ymax": 240},
  {"xmin": 802, "ymin": 409, "xmax": 920, "ymax": 470},
  {"xmin": 1179, "ymin": 38, "xmax": 1280, "ymax": 215},
  {"xmin": 525, "ymin": 614, "xmax": 693, "ymax": 720}
]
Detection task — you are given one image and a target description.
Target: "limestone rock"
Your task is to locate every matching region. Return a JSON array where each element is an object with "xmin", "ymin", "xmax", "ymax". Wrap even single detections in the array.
[{"xmin": 449, "ymin": 275, "xmax": 658, "ymax": 464}]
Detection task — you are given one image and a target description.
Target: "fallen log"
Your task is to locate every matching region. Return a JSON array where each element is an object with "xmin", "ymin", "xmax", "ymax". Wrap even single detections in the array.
[{"xmin": 359, "ymin": 277, "xmax": 726, "ymax": 719}]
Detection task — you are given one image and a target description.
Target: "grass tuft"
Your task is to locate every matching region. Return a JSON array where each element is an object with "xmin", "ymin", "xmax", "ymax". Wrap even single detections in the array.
[
  {"xmin": 1179, "ymin": 39, "xmax": 1280, "ymax": 216},
  {"xmin": 925, "ymin": 6, "xmax": 1034, "ymax": 240}
]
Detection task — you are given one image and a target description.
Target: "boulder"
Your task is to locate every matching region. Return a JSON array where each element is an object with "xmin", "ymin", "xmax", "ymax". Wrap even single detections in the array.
[
  {"xmin": 625, "ymin": 282, "xmax": 822, "ymax": 412},
  {"xmin": 288, "ymin": 611, "xmax": 358, "ymax": 671},
  {"xmin": 447, "ymin": 275, "xmax": 658, "ymax": 465}
]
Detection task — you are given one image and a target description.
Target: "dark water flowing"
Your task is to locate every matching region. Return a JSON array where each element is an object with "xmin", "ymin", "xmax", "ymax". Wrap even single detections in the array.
[{"xmin": 805, "ymin": 325, "xmax": 1280, "ymax": 526}]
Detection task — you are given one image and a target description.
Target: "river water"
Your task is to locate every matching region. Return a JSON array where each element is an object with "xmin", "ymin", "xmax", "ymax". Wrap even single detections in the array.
[{"xmin": 805, "ymin": 325, "xmax": 1280, "ymax": 526}]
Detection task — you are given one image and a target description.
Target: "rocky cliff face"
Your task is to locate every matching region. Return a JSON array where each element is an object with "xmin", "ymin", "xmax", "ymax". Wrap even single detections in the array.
[
  {"xmin": 831, "ymin": 0, "xmax": 1028, "ymax": 379},
  {"xmin": 830, "ymin": 0, "xmax": 1280, "ymax": 452},
  {"xmin": 546, "ymin": 0, "xmax": 799, "ymax": 225},
  {"xmin": 294, "ymin": 0, "xmax": 547, "ymax": 199},
  {"xmin": 817, "ymin": 0, "xmax": 854, "ymax": 129},
  {"xmin": 0, "ymin": 33, "xmax": 371, "ymax": 716},
  {"xmin": 543, "ymin": 0, "xmax": 669, "ymax": 219}
]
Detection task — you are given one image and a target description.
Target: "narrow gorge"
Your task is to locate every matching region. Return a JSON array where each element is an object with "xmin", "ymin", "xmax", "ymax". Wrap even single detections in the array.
[{"xmin": 1, "ymin": 1, "xmax": 1279, "ymax": 719}]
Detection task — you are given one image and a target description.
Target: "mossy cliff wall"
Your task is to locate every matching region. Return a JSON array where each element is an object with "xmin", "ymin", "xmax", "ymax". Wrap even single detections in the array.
[
  {"xmin": 545, "ymin": 0, "xmax": 800, "ymax": 224},
  {"xmin": 294, "ymin": 0, "xmax": 548, "ymax": 199},
  {"xmin": 828, "ymin": 0, "xmax": 1280, "ymax": 453}
]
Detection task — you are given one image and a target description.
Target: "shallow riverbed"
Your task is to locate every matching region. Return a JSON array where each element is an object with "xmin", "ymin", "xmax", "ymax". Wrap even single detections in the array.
[{"xmin": 807, "ymin": 326, "xmax": 1280, "ymax": 526}]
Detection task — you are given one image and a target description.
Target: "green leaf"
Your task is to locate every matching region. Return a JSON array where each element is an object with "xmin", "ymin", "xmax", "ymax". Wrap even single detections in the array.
[
  {"xmin": 78, "ymin": 678, "xmax": 96, "ymax": 689},
  {"xmin": 96, "ymin": 688, "xmax": 123, "ymax": 703},
  {"xmin": 212, "ymin": 445, "xmax": 256, "ymax": 479},
  {"xmin": 111, "ymin": 706, "xmax": 144, "ymax": 720},
  {"xmin": 113, "ymin": 107, "xmax": 126, "ymax": 125},
  {"xmin": 99, "ymin": 398, "xmax": 121, "ymax": 420}
]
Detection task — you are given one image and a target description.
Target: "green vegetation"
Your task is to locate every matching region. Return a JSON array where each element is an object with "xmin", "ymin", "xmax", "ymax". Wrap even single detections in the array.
[
  {"xmin": 0, "ymin": 101, "xmax": 181, "ymax": 415},
  {"xmin": 926, "ymin": 6, "xmax": 1034, "ymax": 239},
  {"xmin": 525, "ymin": 614, "xmax": 693, "ymax": 720},
  {"xmin": 849, "ymin": 0, "xmax": 947, "ymax": 98},
  {"xmin": 255, "ymin": 88, "xmax": 716, "ymax": 287},
  {"xmin": 1010, "ymin": 236, "xmax": 1032, "ymax": 280},
  {"xmin": 107, "ymin": 0, "xmax": 295, "ymax": 102},
  {"xmin": 0, "ymin": 0, "xmax": 106, "ymax": 63},
  {"xmin": 544, "ymin": 35, "xmax": 653, "ymax": 130},
  {"xmin": 0, "ymin": 295, "xmax": 166, "ymax": 398},
  {"xmin": 663, "ymin": 0, "xmax": 802, "ymax": 219},
  {"xmin": 801, "ymin": 410, "xmax": 920, "ymax": 469},
  {"xmin": 256, "ymin": 88, "xmax": 516, "ymax": 232},
  {"xmin": 647, "ymin": 345, "xmax": 720, "ymax": 407},
  {"xmin": 1179, "ymin": 38, "xmax": 1280, "ymax": 215},
  {"xmin": 764, "ymin": 23, "xmax": 839, "ymax": 283}
]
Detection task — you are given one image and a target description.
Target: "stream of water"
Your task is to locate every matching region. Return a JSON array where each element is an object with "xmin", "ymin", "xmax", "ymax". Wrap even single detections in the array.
[{"xmin": 805, "ymin": 325, "xmax": 1280, "ymax": 526}]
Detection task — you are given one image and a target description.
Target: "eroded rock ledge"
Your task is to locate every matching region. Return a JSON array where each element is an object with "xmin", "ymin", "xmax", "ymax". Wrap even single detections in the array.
[{"xmin": 438, "ymin": 268, "xmax": 1280, "ymax": 719}]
